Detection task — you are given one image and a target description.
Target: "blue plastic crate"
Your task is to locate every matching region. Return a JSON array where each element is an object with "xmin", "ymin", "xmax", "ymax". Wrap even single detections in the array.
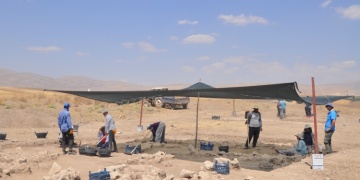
[
  {"xmin": 125, "ymin": 144, "xmax": 141, "ymax": 154},
  {"xmin": 89, "ymin": 168, "xmax": 110, "ymax": 180},
  {"xmin": 214, "ymin": 160, "xmax": 230, "ymax": 174},
  {"xmin": 200, "ymin": 142, "xmax": 214, "ymax": 151}
]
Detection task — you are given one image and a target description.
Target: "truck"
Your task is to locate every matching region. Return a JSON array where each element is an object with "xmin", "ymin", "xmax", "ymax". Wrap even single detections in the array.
[{"xmin": 143, "ymin": 87, "xmax": 190, "ymax": 110}]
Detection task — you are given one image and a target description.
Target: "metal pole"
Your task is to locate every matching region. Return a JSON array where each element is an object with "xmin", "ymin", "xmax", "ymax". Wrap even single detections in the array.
[
  {"xmin": 140, "ymin": 99, "xmax": 144, "ymax": 126},
  {"xmin": 195, "ymin": 92, "xmax": 200, "ymax": 149},
  {"xmin": 311, "ymin": 77, "xmax": 319, "ymax": 154}
]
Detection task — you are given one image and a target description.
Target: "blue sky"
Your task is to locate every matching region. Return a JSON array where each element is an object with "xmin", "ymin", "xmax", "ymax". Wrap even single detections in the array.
[{"xmin": 1, "ymin": 0, "xmax": 359, "ymax": 86}]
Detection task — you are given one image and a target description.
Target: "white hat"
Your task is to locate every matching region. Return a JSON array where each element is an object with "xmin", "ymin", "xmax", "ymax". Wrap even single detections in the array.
[{"xmin": 101, "ymin": 109, "xmax": 108, "ymax": 113}]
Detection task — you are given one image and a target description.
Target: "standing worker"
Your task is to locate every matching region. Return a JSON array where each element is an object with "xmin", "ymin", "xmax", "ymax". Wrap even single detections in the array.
[
  {"xmin": 279, "ymin": 99, "xmax": 287, "ymax": 118},
  {"xmin": 58, "ymin": 102, "xmax": 76, "ymax": 155},
  {"xmin": 102, "ymin": 109, "xmax": 118, "ymax": 152},
  {"xmin": 147, "ymin": 121, "xmax": 166, "ymax": 143},
  {"xmin": 324, "ymin": 103, "xmax": 337, "ymax": 154},
  {"xmin": 244, "ymin": 106, "xmax": 262, "ymax": 149}
]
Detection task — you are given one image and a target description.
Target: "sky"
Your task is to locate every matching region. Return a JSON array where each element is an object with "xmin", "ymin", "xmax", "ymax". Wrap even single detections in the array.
[{"xmin": 0, "ymin": 0, "xmax": 359, "ymax": 86}]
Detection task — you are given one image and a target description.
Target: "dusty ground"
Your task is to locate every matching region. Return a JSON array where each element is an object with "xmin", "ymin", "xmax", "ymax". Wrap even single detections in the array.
[{"xmin": 0, "ymin": 87, "xmax": 359, "ymax": 179}]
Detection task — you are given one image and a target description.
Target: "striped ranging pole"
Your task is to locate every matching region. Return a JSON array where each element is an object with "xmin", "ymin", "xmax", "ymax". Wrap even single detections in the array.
[{"xmin": 311, "ymin": 77, "xmax": 319, "ymax": 154}]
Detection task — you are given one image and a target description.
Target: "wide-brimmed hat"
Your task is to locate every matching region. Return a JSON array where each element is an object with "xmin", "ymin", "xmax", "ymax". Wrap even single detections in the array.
[
  {"xmin": 304, "ymin": 124, "xmax": 311, "ymax": 129},
  {"xmin": 325, "ymin": 103, "xmax": 334, "ymax": 108},
  {"xmin": 101, "ymin": 109, "xmax": 108, "ymax": 113},
  {"xmin": 295, "ymin": 133, "xmax": 304, "ymax": 139},
  {"xmin": 253, "ymin": 106, "xmax": 259, "ymax": 109}
]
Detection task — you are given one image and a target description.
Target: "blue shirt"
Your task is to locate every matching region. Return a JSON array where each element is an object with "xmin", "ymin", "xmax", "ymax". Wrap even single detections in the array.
[
  {"xmin": 58, "ymin": 108, "xmax": 73, "ymax": 133},
  {"xmin": 296, "ymin": 139, "xmax": 308, "ymax": 156},
  {"xmin": 325, "ymin": 109, "xmax": 336, "ymax": 131},
  {"xmin": 279, "ymin": 100, "xmax": 286, "ymax": 109}
]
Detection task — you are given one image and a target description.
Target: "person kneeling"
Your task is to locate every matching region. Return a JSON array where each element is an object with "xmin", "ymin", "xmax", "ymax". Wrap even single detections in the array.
[
  {"xmin": 147, "ymin": 121, "xmax": 166, "ymax": 143},
  {"xmin": 275, "ymin": 133, "xmax": 307, "ymax": 156},
  {"xmin": 97, "ymin": 126, "xmax": 109, "ymax": 149}
]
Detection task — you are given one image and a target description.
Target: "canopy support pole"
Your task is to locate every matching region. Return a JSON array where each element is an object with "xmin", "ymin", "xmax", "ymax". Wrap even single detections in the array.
[
  {"xmin": 311, "ymin": 77, "xmax": 319, "ymax": 154},
  {"xmin": 195, "ymin": 92, "xmax": 200, "ymax": 149}
]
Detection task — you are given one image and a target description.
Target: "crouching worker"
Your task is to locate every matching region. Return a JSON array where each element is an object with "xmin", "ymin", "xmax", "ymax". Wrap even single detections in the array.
[
  {"xmin": 97, "ymin": 126, "xmax": 109, "ymax": 149},
  {"xmin": 301, "ymin": 124, "xmax": 315, "ymax": 154},
  {"xmin": 58, "ymin": 102, "xmax": 76, "ymax": 155},
  {"xmin": 275, "ymin": 133, "xmax": 307, "ymax": 156},
  {"xmin": 147, "ymin": 121, "xmax": 166, "ymax": 143}
]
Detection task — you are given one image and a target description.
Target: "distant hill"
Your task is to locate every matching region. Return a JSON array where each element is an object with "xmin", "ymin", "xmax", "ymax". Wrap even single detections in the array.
[
  {"xmin": 0, "ymin": 69, "xmax": 150, "ymax": 91},
  {"xmin": 1, "ymin": 68, "xmax": 359, "ymax": 95}
]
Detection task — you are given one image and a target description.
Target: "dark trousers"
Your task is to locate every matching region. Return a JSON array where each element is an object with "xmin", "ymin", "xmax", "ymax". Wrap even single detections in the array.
[
  {"xmin": 108, "ymin": 130, "xmax": 117, "ymax": 152},
  {"xmin": 305, "ymin": 106, "xmax": 311, "ymax": 116},
  {"xmin": 245, "ymin": 127, "xmax": 261, "ymax": 148},
  {"xmin": 61, "ymin": 130, "xmax": 74, "ymax": 152}
]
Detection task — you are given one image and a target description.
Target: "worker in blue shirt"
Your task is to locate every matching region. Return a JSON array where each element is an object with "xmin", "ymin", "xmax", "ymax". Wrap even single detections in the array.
[
  {"xmin": 58, "ymin": 102, "xmax": 75, "ymax": 155},
  {"xmin": 324, "ymin": 103, "xmax": 337, "ymax": 154}
]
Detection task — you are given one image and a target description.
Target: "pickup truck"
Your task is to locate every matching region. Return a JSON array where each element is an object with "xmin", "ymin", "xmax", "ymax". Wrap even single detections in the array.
[{"xmin": 144, "ymin": 96, "xmax": 190, "ymax": 109}]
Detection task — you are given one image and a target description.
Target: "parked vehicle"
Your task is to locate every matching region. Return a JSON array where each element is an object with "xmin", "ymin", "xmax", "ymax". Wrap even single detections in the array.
[{"xmin": 143, "ymin": 87, "xmax": 190, "ymax": 110}]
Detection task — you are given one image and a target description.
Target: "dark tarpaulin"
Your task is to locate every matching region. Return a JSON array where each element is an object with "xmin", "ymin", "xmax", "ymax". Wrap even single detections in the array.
[
  {"xmin": 300, "ymin": 96, "xmax": 352, "ymax": 105},
  {"xmin": 45, "ymin": 82, "xmax": 305, "ymax": 104}
]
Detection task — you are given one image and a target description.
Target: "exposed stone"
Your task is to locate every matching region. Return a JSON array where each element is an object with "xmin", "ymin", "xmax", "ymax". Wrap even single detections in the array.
[
  {"xmin": 48, "ymin": 162, "xmax": 62, "ymax": 175},
  {"xmin": 230, "ymin": 158, "xmax": 240, "ymax": 169},
  {"xmin": 180, "ymin": 169, "xmax": 195, "ymax": 178},
  {"xmin": 245, "ymin": 175, "xmax": 254, "ymax": 180},
  {"xmin": 203, "ymin": 160, "xmax": 214, "ymax": 170},
  {"xmin": 259, "ymin": 160, "xmax": 273, "ymax": 169},
  {"xmin": 188, "ymin": 145, "xmax": 198, "ymax": 155},
  {"xmin": 18, "ymin": 158, "xmax": 27, "ymax": 164}
]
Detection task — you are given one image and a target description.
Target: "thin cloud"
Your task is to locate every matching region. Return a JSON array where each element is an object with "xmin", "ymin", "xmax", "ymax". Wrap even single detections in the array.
[
  {"xmin": 223, "ymin": 56, "xmax": 246, "ymax": 64},
  {"xmin": 122, "ymin": 42, "xmax": 135, "ymax": 48},
  {"xmin": 202, "ymin": 62, "xmax": 226, "ymax": 74},
  {"xmin": 197, "ymin": 56, "xmax": 211, "ymax": 61},
  {"xmin": 182, "ymin": 34, "xmax": 216, "ymax": 44},
  {"xmin": 178, "ymin": 19, "xmax": 199, "ymax": 25},
  {"xmin": 75, "ymin": 51, "xmax": 88, "ymax": 57},
  {"xmin": 137, "ymin": 42, "xmax": 168, "ymax": 52},
  {"xmin": 336, "ymin": 5, "xmax": 360, "ymax": 20},
  {"xmin": 26, "ymin": 46, "xmax": 62, "ymax": 53},
  {"xmin": 169, "ymin": 36, "xmax": 179, "ymax": 41},
  {"xmin": 330, "ymin": 60, "xmax": 357, "ymax": 69},
  {"xmin": 321, "ymin": 0, "xmax": 332, "ymax": 8},
  {"xmin": 181, "ymin": 66, "xmax": 196, "ymax": 73},
  {"xmin": 218, "ymin": 14, "xmax": 268, "ymax": 26}
]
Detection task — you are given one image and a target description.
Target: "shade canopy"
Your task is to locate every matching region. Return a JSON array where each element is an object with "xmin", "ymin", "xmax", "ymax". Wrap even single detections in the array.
[{"xmin": 46, "ymin": 82, "xmax": 305, "ymax": 104}]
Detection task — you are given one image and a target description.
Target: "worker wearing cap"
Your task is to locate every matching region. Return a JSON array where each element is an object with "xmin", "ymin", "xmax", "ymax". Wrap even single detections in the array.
[
  {"xmin": 324, "ymin": 102, "xmax": 337, "ymax": 154},
  {"xmin": 244, "ymin": 106, "xmax": 262, "ymax": 149},
  {"xmin": 102, "ymin": 109, "xmax": 118, "ymax": 152},
  {"xmin": 275, "ymin": 133, "xmax": 308, "ymax": 156},
  {"xmin": 58, "ymin": 102, "xmax": 75, "ymax": 155}
]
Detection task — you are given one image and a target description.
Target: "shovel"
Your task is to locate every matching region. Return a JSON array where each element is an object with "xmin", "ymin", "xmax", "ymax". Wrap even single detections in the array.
[{"xmin": 124, "ymin": 130, "xmax": 151, "ymax": 155}]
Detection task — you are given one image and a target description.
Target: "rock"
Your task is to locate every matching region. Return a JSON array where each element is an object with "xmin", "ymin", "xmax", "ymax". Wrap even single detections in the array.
[
  {"xmin": 214, "ymin": 157, "xmax": 230, "ymax": 164},
  {"xmin": 198, "ymin": 171, "xmax": 211, "ymax": 179},
  {"xmin": 259, "ymin": 161, "xmax": 273, "ymax": 169},
  {"xmin": 245, "ymin": 175, "xmax": 254, "ymax": 180},
  {"xmin": 48, "ymin": 162, "xmax": 62, "ymax": 175},
  {"xmin": 188, "ymin": 145, "xmax": 198, "ymax": 155},
  {"xmin": 180, "ymin": 169, "xmax": 195, "ymax": 178},
  {"xmin": 230, "ymin": 158, "xmax": 240, "ymax": 169},
  {"xmin": 56, "ymin": 167, "xmax": 80, "ymax": 180},
  {"xmin": 18, "ymin": 158, "xmax": 27, "ymax": 164},
  {"xmin": 271, "ymin": 155, "xmax": 285, "ymax": 165},
  {"xmin": 164, "ymin": 174, "xmax": 175, "ymax": 180},
  {"xmin": 3, "ymin": 169, "xmax": 11, "ymax": 176},
  {"xmin": 141, "ymin": 154, "xmax": 154, "ymax": 159},
  {"xmin": 203, "ymin": 161, "xmax": 214, "ymax": 170},
  {"xmin": 120, "ymin": 174, "xmax": 131, "ymax": 180}
]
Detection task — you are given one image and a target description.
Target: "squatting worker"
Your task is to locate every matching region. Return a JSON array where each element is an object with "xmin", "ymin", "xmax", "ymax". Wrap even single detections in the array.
[
  {"xmin": 147, "ymin": 121, "xmax": 166, "ymax": 143},
  {"xmin": 244, "ymin": 106, "xmax": 262, "ymax": 149},
  {"xmin": 102, "ymin": 109, "xmax": 118, "ymax": 152},
  {"xmin": 58, "ymin": 102, "xmax": 76, "ymax": 155},
  {"xmin": 324, "ymin": 103, "xmax": 337, "ymax": 154}
]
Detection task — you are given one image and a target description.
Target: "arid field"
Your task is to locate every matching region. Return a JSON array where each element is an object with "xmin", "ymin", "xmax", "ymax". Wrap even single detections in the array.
[{"xmin": 0, "ymin": 86, "xmax": 359, "ymax": 180}]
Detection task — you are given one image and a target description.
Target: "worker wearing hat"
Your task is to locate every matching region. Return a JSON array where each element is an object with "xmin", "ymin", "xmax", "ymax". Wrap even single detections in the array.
[
  {"xmin": 102, "ymin": 109, "xmax": 118, "ymax": 152},
  {"xmin": 244, "ymin": 106, "xmax": 262, "ymax": 149},
  {"xmin": 58, "ymin": 102, "xmax": 75, "ymax": 155},
  {"xmin": 301, "ymin": 124, "xmax": 315, "ymax": 154},
  {"xmin": 275, "ymin": 133, "xmax": 308, "ymax": 156},
  {"xmin": 324, "ymin": 102, "xmax": 337, "ymax": 154}
]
